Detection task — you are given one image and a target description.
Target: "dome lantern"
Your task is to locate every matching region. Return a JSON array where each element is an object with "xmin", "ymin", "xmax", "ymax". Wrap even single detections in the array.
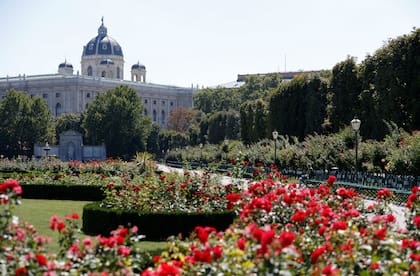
[{"xmin": 58, "ymin": 59, "xmax": 73, "ymax": 75}]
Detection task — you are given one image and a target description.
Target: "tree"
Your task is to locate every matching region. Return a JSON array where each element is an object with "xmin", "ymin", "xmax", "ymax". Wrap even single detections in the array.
[
  {"xmin": 326, "ymin": 57, "xmax": 361, "ymax": 132},
  {"xmin": 82, "ymin": 85, "xmax": 151, "ymax": 158},
  {"xmin": 167, "ymin": 107, "xmax": 195, "ymax": 133},
  {"xmin": 240, "ymin": 99, "xmax": 268, "ymax": 144},
  {"xmin": 207, "ymin": 110, "xmax": 240, "ymax": 144},
  {"xmin": 54, "ymin": 113, "xmax": 84, "ymax": 139},
  {"xmin": 0, "ymin": 89, "xmax": 53, "ymax": 157},
  {"xmin": 358, "ymin": 28, "xmax": 420, "ymax": 138}
]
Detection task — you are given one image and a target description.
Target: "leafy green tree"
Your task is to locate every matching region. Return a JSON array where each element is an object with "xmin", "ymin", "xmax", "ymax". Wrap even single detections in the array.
[
  {"xmin": 82, "ymin": 85, "xmax": 151, "ymax": 158},
  {"xmin": 146, "ymin": 123, "xmax": 161, "ymax": 155},
  {"xmin": 0, "ymin": 89, "xmax": 53, "ymax": 157},
  {"xmin": 326, "ymin": 57, "xmax": 361, "ymax": 132},
  {"xmin": 240, "ymin": 99, "xmax": 268, "ymax": 144},
  {"xmin": 269, "ymin": 74, "xmax": 326, "ymax": 140},
  {"xmin": 207, "ymin": 110, "xmax": 240, "ymax": 144},
  {"xmin": 54, "ymin": 113, "xmax": 84, "ymax": 139},
  {"xmin": 358, "ymin": 28, "xmax": 420, "ymax": 138}
]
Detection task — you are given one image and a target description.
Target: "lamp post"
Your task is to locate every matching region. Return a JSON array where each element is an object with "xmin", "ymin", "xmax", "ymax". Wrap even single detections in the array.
[
  {"xmin": 272, "ymin": 130, "xmax": 278, "ymax": 165},
  {"xmin": 351, "ymin": 116, "xmax": 361, "ymax": 180},
  {"xmin": 43, "ymin": 142, "xmax": 51, "ymax": 158},
  {"xmin": 199, "ymin": 143, "xmax": 203, "ymax": 166}
]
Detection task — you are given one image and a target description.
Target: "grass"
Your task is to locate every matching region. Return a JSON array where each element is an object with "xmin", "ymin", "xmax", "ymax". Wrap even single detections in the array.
[{"xmin": 13, "ymin": 199, "xmax": 167, "ymax": 253}]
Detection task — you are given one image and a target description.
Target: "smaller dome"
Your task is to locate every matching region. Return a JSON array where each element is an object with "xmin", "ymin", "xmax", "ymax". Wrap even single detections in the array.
[
  {"xmin": 100, "ymin": 58, "xmax": 115, "ymax": 65},
  {"xmin": 132, "ymin": 62, "xmax": 146, "ymax": 70},
  {"xmin": 59, "ymin": 60, "xmax": 73, "ymax": 68}
]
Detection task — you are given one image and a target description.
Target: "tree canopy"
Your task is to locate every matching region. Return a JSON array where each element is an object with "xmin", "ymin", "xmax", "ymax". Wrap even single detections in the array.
[
  {"xmin": 82, "ymin": 85, "xmax": 151, "ymax": 158},
  {"xmin": 0, "ymin": 90, "xmax": 53, "ymax": 157}
]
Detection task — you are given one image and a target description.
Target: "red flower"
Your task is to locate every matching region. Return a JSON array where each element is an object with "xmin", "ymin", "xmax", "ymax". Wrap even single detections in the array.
[
  {"xmin": 322, "ymin": 265, "xmax": 339, "ymax": 275},
  {"xmin": 117, "ymin": 246, "xmax": 131, "ymax": 256},
  {"xmin": 291, "ymin": 210, "xmax": 307, "ymax": 223},
  {"xmin": 237, "ymin": 237, "xmax": 246, "ymax": 250},
  {"xmin": 226, "ymin": 193, "xmax": 241, "ymax": 202},
  {"xmin": 327, "ymin": 175, "xmax": 337, "ymax": 185},
  {"xmin": 413, "ymin": 216, "xmax": 420, "ymax": 228},
  {"xmin": 374, "ymin": 227, "xmax": 387, "ymax": 240},
  {"xmin": 212, "ymin": 245, "xmax": 223, "ymax": 259},
  {"xmin": 318, "ymin": 225, "xmax": 328, "ymax": 236},
  {"xmin": 279, "ymin": 231, "xmax": 296, "ymax": 247},
  {"xmin": 155, "ymin": 261, "xmax": 181, "ymax": 275},
  {"xmin": 15, "ymin": 267, "xmax": 28, "ymax": 276},
  {"xmin": 57, "ymin": 222, "xmax": 66, "ymax": 232},
  {"xmin": 377, "ymin": 188, "xmax": 392, "ymax": 200},
  {"xmin": 369, "ymin": 262, "xmax": 380, "ymax": 270},
  {"xmin": 193, "ymin": 249, "xmax": 212, "ymax": 263},
  {"xmin": 332, "ymin": 221, "xmax": 348, "ymax": 231},
  {"xmin": 194, "ymin": 226, "xmax": 216, "ymax": 244},
  {"xmin": 36, "ymin": 254, "xmax": 47, "ymax": 266},
  {"xmin": 311, "ymin": 245, "xmax": 327, "ymax": 264}
]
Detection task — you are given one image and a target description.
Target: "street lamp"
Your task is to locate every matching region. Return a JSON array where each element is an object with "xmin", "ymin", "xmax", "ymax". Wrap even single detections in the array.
[
  {"xmin": 43, "ymin": 142, "xmax": 51, "ymax": 158},
  {"xmin": 199, "ymin": 143, "xmax": 203, "ymax": 166},
  {"xmin": 351, "ymin": 116, "xmax": 361, "ymax": 180},
  {"xmin": 272, "ymin": 130, "xmax": 278, "ymax": 165}
]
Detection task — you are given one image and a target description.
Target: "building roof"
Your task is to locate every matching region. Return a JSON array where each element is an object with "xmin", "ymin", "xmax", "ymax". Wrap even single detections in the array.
[
  {"xmin": 82, "ymin": 19, "xmax": 123, "ymax": 57},
  {"xmin": 131, "ymin": 62, "xmax": 146, "ymax": 70},
  {"xmin": 58, "ymin": 60, "xmax": 73, "ymax": 69}
]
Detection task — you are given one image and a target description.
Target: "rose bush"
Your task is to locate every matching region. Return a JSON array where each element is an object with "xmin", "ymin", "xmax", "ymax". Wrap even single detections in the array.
[
  {"xmin": 101, "ymin": 170, "xmax": 243, "ymax": 213},
  {"xmin": 144, "ymin": 175, "xmax": 419, "ymax": 275},
  {"xmin": 0, "ymin": 170, "xmax": 418, "ymax": 275}
]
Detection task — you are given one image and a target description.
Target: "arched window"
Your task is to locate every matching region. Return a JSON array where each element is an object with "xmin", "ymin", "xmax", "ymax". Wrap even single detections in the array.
[
  {"xmin": 161, "ymin": 110, "xmax": 165, "ymax": 125},
  {"xmin": 101, "ymin": 71, "xmax": 106, "ymax": 78},
  {"xmin": 87, "ymin": 66, "xmax": 93, "ymax": 76},
  {"xmin": 117, "ymin": 67, "xmax": 120, "ymax": 79},
  {"xmin": 55, "ymin": 103, "xmax": 62, "ymax": 116},
  {"xmin": 153, "ymin": 110, "xmax": 157, "ymax": 122}
]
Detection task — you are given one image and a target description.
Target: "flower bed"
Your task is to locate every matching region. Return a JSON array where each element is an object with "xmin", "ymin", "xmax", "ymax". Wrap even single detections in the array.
[
  {"xmin": 143, "ymin": 176, "xmax": 420, "ymax": 275},
  {"xmin": 0, "ymin": 172, "xmax": 419, "ymax": 275}
]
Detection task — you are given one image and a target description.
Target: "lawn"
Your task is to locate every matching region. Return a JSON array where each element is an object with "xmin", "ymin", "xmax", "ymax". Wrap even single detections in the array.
[{"xmin": 13, "ymin": 199, "xmax": 166, "ymax": 253}]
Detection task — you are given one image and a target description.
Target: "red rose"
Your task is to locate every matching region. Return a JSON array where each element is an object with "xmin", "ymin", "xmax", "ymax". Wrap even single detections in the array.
[
  {"xmin": 36, "ymin": 254, "xmax": 47, "ymax": 266},
  {"xmin": 327, "ymin": 175, "xmax": 337, "ymax": 185},
  {"xmin": 226, "ymin": 193, "xmax": 241, "ymax": 202},
  {"xmin": 332, "ymin": 221, "xmax": 348, "ymax": 231},
  {"xmin": 279, "ymin": 231, "xmax": 296, "ymax": 247},
  {"xmin": 291, "ymin": 210, "xmax": 307, "ymax": 223},
  {"xmin": 369, "ymin": 262, "xmax": 380, "ymax": 270},
  {"xmin": 413, "ymin": 216, "xmax": 420, "ymax": 228},
  {"xmin": 374, "ymin": 227, "xmax": 387, "ymax": 240},
  {"xmin": 237, "ymin": 237, "xmax": 246, "ymax": 250},
  {"xmin": 15, "ymin": 267, "xmax": 28, "ymax": 276}
]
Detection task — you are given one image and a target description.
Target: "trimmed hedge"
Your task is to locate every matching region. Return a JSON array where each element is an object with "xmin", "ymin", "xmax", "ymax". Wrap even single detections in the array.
[
  {"xmin": 20, "ymin": 184, "xmax": 104, "ymax": 201},
  {"xmin": 82, "ymin": 202, "xmax": 236, "ymax": 240}
]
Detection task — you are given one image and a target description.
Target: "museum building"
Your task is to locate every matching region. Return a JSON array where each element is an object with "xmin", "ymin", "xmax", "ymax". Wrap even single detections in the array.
[{"xmin": 0, "ymin": 19, "xmax": 194, "ymax": 128}]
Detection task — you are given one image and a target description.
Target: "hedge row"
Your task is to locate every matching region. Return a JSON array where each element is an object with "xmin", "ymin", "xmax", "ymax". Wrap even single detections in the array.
[
  {"xmin": 82, "ymin": 202, "xmax": 236, "ymax": 240},
  {"xmin": 20, "ymin": 184, "xmax": 104, "ymax": 201}
]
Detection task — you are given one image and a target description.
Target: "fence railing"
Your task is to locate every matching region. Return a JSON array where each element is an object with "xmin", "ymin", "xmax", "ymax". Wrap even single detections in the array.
[{"xmin": 164, "ymin": 160, "xmax": 418, "ymax": 199}]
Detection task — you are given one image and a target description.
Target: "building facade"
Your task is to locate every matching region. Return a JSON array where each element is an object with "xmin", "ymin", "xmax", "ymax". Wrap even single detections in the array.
[{"xmin": 0, "ymin": 19, "xmax": 194, "ymax": 128}]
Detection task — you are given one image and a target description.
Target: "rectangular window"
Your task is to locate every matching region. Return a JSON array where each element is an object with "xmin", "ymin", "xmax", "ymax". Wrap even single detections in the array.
[
  {"xmin": 42, "ymin": 94, "xmax": 48, "ymax": 99},
  {"xmin": 56, "ymin": 93, "xmax": 60, "ymax": 98}
]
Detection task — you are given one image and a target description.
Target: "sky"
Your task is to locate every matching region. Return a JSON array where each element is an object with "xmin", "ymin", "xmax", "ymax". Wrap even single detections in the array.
[{"xmin": 0, "ymin": 0, "xmax": 419, "ymax": 88}]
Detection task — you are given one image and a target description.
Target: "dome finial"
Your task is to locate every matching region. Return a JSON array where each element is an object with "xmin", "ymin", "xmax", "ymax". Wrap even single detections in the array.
[{"xmin": 98, "ymin": 17, "xmax": 107, "ymax": 36}]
